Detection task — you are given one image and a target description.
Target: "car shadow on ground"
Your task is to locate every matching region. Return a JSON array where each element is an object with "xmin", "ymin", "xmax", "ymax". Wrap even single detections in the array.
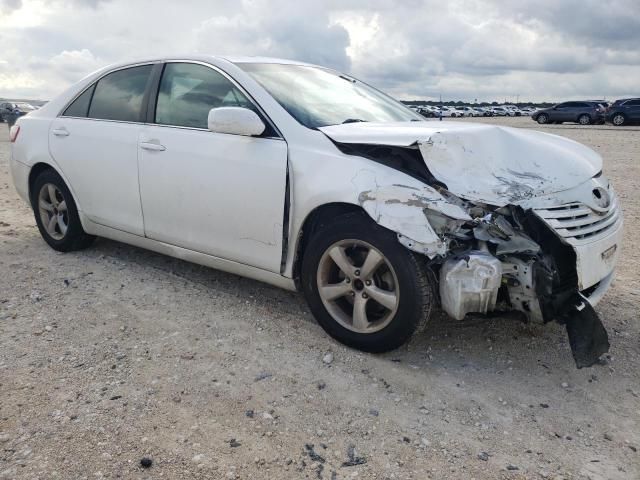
[{"xmin": 86, "ymin": 236, "xmax": 579, "ymax": 375}]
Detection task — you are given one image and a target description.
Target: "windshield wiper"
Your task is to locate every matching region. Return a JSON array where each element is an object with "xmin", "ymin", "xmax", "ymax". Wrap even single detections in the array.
[{"xmin": 342, "ymin": 118, "xmax": 367, "ymax": 124}]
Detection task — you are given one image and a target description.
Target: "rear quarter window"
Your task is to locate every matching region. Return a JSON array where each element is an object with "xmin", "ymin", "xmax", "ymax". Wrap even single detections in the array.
[{"xmin": 63, "ymin": 84, "xmax": 96, "ymax": 118}]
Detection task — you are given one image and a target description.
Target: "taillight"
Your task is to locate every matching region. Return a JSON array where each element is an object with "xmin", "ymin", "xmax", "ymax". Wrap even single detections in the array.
[{"xmin": 9, "ymin": 125, "xmax": 20, "ymax": 143}]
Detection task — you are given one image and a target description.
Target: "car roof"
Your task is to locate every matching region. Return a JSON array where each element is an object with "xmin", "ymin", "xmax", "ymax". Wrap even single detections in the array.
[{"xmin": 101, "ymin": 54, "xmax": 316, "ymax": 70}]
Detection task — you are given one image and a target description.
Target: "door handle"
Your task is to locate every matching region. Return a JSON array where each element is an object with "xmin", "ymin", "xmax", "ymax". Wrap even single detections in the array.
[
  {"xmin": 52, "ymin": 128, "xmax": 69, "ymax": 137},
  {"xmin": 140, "ymin": 142, "xmax": 166, "ymax": 152}
]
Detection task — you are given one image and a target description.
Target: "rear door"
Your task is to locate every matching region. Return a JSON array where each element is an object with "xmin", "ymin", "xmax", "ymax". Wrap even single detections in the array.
[
  {"xmin": 573, "ymin": 102, "xmax": 591, "ymax": 121},
  {"xmin": 49, "ymin": 64, "xmax": 154, "ymax": 236},
  {"xmin": 625, "ymin": 99, "xmax": 640, "ymax": 120},
  {"xmin": 138, "ymin": 62, "xmax": 288, "ymax": 272}
]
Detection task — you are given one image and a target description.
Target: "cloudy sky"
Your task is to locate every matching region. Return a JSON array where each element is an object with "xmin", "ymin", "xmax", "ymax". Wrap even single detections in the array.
[{"xmin": 1, "ymin": 0, "xmax": 639, "ymax": 102}]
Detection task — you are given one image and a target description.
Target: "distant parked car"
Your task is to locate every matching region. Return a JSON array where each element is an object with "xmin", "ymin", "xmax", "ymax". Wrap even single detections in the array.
[
  {"xmin": 476, "ymin": 107, "xmax": 493, "ymax": 117},
  {"xmin": 606, "ymin": 98, "xmax": 640, "ymax": 126},
  {"xmin": 531, "ymin": 101, "xmax": 605, "ymax": 125},
  {"xmin": 501, "ymin": 106, "xmax": 521, "ymax": 117},
  {"xmin": 437, "ymin": 106, "xmax": 455, "ymax": 117},
  {"xmin": 452, "ymin": 106, "xmax": 467, "ymax": 117},
  {"xmin": 491, "ymin": 107, "xmax": 508, "ymax": 116},
  {"xmin": 418, "ymin": 106, "xmax": 438, "ymax": 118},
  {"xmin": 0, "ymin": 102, "xmax": 36, "ymax": 123}
]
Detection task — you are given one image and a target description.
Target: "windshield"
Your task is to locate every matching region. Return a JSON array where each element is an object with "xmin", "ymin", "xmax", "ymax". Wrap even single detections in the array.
[{"xmin": 239, "ymin": 63, "xmax": 422, "ymax": 129}]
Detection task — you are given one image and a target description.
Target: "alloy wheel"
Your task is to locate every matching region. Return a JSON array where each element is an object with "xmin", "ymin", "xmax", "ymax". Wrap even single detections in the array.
[
  {"xmin": 316, "ymin": 239, "xmax": 400, "ymax": 334},
  {"xmin": 612, "ymin": 114, "xmax": 625, "ymax": 126},
  {"xmin": 38, "ymin": 183, "xmax": 68, "ymax": 240}
]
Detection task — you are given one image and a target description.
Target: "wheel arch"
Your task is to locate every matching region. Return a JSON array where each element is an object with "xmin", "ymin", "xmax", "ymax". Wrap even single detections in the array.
[
  {"xmin": 27, "ymin": 162, "xmax": 90, "ymax": 231},
  {"xmin": 28, "ymin": 162, "xmax": 59, "ymax": 203},
  {"xmin": 292, "ymin": 202, "xmax": 365, "ymax": 288}
]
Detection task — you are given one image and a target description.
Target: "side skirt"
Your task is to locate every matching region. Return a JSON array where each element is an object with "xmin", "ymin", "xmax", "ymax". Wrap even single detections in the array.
[{"xmin": 83, "ymin": 215, "xmax": 297, "ymax": 292}]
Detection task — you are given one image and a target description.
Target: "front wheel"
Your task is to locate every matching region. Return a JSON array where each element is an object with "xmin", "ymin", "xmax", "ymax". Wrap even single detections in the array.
[
  {"xmin": 578, "ymin": 114, "xmax": 591, "ymax": 125},
  {"xmin": 536, "ymin": 113, "xmax": 549, "ymax": 124},
  {"xmin": 31, "ymin": 169, "xmax": 96, "ymax": 252},
  {"xmin": 612, "ymin": 113, "xmax": 626, "ymax": 126},
  {"xmin": 301, "ymin": 212, "xmax": 434, "ymax": 352}
]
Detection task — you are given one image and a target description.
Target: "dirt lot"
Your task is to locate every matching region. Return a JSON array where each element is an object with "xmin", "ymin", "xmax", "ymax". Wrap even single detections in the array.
[{"xmin": 1, "ymin": 117, "xmax": 639, "ymax": 480}]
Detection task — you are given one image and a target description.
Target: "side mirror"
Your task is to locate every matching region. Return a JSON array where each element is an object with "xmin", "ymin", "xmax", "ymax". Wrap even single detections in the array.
[{"xmin": 207, "ymin": 107, "xmax": 265, "ymax": 136}]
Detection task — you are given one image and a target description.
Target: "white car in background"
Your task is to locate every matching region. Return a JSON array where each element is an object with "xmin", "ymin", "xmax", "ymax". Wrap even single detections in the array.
[
  {"xmin": 434, "ymin": 106, "xmax": 454, "ymax": 117},
  {"xmin": 454, "ymin": 106, "xmax": 479, "ymax": 117},
  {"xmin": 503, "ymin": 106, "xmax": 523, "ymax": 117},
  {"xmin": 9, "ymin": 55, "xmax": 621, "ymax": 366}
]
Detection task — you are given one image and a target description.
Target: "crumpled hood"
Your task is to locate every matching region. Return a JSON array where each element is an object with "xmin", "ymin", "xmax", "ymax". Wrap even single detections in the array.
[{"xmin": 319, "ymin": 121, "xmax": 602, "ymax": 205}]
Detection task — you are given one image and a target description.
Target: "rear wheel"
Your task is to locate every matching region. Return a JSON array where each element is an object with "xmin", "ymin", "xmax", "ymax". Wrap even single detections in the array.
[
  {"xmin": 612, "ymin": 113, "xmax": 626, "ymax": 126},
  {"xmin": 301, "ymin": 212, "xmax": 434, "ymax": 352},
  {"xmin": 578, "ymin": 114, "xmax": 591, "ymax": 125},
  {"xmin": 536, "ymin": 113, "xmax": 549, "ymax": 124},
  {"xmin": 31, "ymin": 169, "xmax": 95, "ymax": 252}
]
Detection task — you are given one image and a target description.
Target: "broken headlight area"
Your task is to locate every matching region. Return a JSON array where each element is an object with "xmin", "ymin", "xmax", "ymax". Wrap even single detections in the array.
[{"xmin": 431, "ymin": 202, "xmax": 609, "ymax": 368}]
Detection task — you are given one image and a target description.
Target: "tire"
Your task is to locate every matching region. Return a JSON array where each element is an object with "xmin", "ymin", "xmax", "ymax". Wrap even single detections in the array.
[
  {"xmin": 578, "ymin": 114, "xmax": 591, "ymax": 125},
  {"xmin": 536, "ymin": 113, "xmax": 549, "ymax": 124},
  {"xmin": 30, "ymin": 168, "xmax": 96, "ymax": 252},
  {"xmin": 611, "ymin": 113, "xmax": 626, "ymax": 126},
  {"xmin": 301, "ymin": 212, "xmax": 434, "ymax": 353}
]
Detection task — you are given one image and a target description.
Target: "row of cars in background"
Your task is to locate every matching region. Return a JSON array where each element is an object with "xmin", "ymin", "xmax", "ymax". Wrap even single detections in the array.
[
  {"xmin": 409, "ymin": 104, "xmax": 536, "ymax": 118},
  {"xmin": 410, "ymin": 98, "xmax": 640, "ymax": 126},
  {"xmin": 4, "ymin": 96, "xmax": 638, "ymax": 127},
  {"xmin": 0, "ymin": 101, "xmax": 38, "ymax": 123},
  {"xmin": 531, "ymin": 98, "xmax": 640, "ymax": 126}
]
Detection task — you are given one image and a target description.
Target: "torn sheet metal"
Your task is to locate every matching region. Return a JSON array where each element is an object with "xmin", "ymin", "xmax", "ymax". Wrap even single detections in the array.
[
  {"xmin": 561, "ymin": 293, "xmax": 610, "ymax": 368},
  {"xmin": 351, "ymin": 169, "xmax": 471, "ymax": 257},
  {"xmin": 473, "ymin": 213, "xmax": 541, "ymax": 255},
  {"xmin": 319, "ymin": 121, "xmax": 601, "ymax": 206}
]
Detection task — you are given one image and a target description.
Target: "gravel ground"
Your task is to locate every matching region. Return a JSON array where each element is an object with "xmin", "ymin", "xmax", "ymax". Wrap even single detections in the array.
[{"xmin": 0, "ymin": 117, "xmax": 639, "ymax": 480}]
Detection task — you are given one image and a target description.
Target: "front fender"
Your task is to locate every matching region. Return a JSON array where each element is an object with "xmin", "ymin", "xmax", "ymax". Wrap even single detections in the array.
[
  {"xmin": 351, "ymin": 169, "xmax": 470, "ymax": 257},
  {"xmin": 284, "ymin": 136, "xmax": 471, "ymax": 278}
]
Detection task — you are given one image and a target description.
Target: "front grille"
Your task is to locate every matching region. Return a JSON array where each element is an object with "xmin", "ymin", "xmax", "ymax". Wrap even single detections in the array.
[{"xmin": 534, "ymin": 193, "xmax": 621, "ymax": 245}]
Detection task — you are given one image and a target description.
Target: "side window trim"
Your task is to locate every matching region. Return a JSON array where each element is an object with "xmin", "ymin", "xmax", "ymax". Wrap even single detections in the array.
[
  {"xmin": 147, "ymin": 60, "xmax": 283, "ymax": 139},
  {"xmin": 144, "ymin": 63, "xmax": 165, "ymax": 124}
]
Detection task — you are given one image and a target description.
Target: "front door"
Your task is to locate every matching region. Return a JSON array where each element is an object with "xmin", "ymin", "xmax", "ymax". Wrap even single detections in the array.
[
  {"xmin": 138, "ymin": 62, "xmax": 288, "ymax": 272},
  {"xmin": 553, "ymin": 102, "xmax": 571, "ymax": 122}
]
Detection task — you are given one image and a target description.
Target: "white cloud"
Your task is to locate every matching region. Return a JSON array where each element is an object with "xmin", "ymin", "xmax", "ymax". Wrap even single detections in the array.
[{"xmin": 0, "ymin": 0, "xmax": 639, "ymax": 101}]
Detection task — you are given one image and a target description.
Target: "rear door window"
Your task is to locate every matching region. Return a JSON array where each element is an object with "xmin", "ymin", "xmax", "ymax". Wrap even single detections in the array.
[{"xmin": 88, "ymin": 65, "xmax": 153, "ymax": 122}]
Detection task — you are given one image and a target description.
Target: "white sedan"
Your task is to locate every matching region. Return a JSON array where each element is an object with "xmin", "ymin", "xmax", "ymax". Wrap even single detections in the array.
[{"xmin": 9, "ymin": 56, "xmax": 622, "ymax": 365}]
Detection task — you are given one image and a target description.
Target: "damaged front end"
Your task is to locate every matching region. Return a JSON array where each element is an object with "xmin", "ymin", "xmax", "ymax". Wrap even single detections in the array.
[
  {"xmin": 434, "ymin": 204, "xmax": 610, "ymax": 368},
  {"xmin": 334, "ymin": 138, "xmax": 619, "ymax": 369}
]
